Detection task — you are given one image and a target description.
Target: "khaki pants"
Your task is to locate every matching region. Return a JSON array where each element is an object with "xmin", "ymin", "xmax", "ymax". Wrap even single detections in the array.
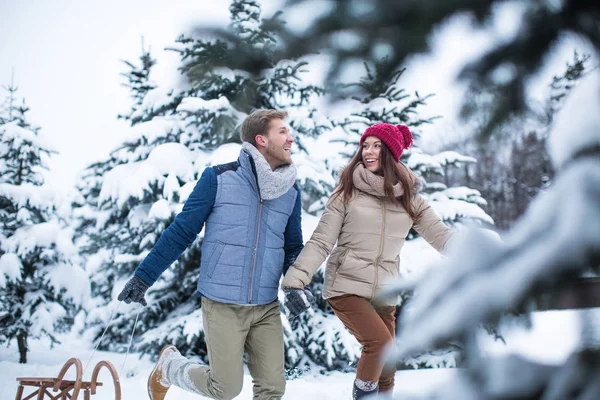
[
  {"xmin": 328, "ymin": 295, "xmax": 397, "ymax": 393},
  {"xmin": 189, "ymin": 297, "xmax": 286, "ymax": 400}
]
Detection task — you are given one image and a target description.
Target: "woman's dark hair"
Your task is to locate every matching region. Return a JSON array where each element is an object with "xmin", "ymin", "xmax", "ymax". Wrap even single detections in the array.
[{"xmin": 332, "ymin": 141, "xmax": 418, "ymax": 218}]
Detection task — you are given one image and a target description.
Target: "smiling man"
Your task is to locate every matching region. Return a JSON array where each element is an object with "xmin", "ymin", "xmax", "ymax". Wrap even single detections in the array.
[{"xmin": 117, "ymin": 109, "xmax": 303, "ymax": 400}]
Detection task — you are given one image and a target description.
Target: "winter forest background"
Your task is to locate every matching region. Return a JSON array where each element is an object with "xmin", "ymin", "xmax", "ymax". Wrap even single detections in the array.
[{"xmin": 1, "ymin": 0, "xmax": 599, "ymax": 399}]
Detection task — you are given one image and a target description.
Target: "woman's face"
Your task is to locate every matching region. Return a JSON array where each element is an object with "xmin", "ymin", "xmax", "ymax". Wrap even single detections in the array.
[{"xmin": 362, "ymin": 136, "xmax": 382, "ymax": 173}]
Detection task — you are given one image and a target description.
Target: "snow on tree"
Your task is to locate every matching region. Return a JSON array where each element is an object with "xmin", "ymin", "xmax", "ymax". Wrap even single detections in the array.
[
  {"xmin": 0, "ymin": 83, "xmax": 89, "ymax": 364},
  {"xmin": 117, "ymin": 37, "xmax": 158, "ymax": 123}
]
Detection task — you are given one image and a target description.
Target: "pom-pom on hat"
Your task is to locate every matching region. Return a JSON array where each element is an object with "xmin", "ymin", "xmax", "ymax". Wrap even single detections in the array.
[{"xmin": 359, "ymin": 123, "xmax": 413, "ymax": 161}]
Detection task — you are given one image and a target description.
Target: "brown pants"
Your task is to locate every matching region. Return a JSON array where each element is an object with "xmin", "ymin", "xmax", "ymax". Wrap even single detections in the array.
[{"xmin": 328, "ymin": 295, "xmax": 397, "ymax": 393}]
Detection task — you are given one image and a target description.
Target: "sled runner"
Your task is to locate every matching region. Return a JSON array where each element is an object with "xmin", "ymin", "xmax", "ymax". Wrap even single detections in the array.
[{"xmin": 15, "ymin": 357, "xmax": 121, "ymax": 400}]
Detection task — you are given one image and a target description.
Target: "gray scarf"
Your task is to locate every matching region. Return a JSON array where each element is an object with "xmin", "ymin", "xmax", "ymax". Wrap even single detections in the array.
[
  {"xmin": 242, "ymin": 142, "xmax": 297, "ymax": 200},
  {"xmin": 352, "ymin": 162, "xmax": 404, "ymax": 197}
]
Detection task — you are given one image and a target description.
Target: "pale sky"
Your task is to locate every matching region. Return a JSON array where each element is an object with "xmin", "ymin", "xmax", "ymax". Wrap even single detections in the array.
[
  {"xmin": 0, "ymin": 0, "xmax": 591, "ymax": 192},
  {"xmin": 0, "ymin": 0, "xmax": 265, "ymax": 189}
]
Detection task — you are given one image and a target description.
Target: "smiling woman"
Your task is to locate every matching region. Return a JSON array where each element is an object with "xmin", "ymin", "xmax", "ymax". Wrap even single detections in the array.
[
  {"xmin": 362, "ymin": 136, "xmax": 381, "ymax": 172},
  {"xmin": 336, "ymin": 123, "xmax": 418, "ymax": 218},
  {"xmin": 282, "ymin": 122, "xmax": 454, "ymax": 398}
]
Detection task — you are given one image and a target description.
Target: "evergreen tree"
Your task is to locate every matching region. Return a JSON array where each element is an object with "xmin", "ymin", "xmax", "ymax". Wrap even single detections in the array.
[
  {"xmin": 0, "ymin": 83, "xmax": 89, "ymax": 363},
  {"xmin": 436, "ymin": 51, "xmax": 589, "ymax": 229},
  {"xmin": 118, "ymin": 38, "xmax": 158, "ymax": 123},
  {"xmin": 234, "ymin": 0, "xmax": 600, "ymax": 138}
]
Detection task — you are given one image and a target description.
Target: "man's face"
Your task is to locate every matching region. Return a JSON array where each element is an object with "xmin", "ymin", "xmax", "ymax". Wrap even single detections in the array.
[{"xmin": 258, "ymin": 118, "xmax": 294, "ymax": 169}]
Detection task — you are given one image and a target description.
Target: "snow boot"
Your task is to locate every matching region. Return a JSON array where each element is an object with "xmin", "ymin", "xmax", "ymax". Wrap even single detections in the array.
[
  {"xmin": 148, "ymin": 344, "xmax": 178, "ymax": 400},
  {"xmin": 353, "ymin": 379, "xmax": 379, "ymax": 399}
]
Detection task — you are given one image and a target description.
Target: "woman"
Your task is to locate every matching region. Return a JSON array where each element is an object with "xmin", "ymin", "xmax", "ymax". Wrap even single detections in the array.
[{"xmin": 282, "ymin": 123, "xmax": 453, "ymax": 399}]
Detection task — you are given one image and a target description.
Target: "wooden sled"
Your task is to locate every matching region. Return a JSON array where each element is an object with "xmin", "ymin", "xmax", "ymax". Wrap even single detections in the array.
[{"xmin": 15, "ymin": 357, "xmax": 121, "ymax": 400}]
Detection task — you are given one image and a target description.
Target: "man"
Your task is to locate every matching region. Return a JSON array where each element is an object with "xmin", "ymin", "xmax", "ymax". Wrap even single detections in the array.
[{"xmin": 117, "ymin": 109, "xmax": 304, "ymax": 400}]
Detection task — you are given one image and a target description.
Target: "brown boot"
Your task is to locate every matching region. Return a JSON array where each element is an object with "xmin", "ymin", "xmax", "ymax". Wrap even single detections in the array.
[{"xmin": 148, "ymin": 345, "xmax": 178, "ymax": 400}]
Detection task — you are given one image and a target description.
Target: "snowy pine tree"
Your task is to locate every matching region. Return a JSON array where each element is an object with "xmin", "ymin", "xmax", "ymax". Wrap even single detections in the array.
[
  {"xmin": 0, "ymin": 83, "xmax": 89, "ymax": 363},
  {"xmin": 73, "ymin": 44, "xmax": 200, "ymax": 355},
  {"xmin": 118, "ymin": 38, "xmax": 158, "ymax": 123}
]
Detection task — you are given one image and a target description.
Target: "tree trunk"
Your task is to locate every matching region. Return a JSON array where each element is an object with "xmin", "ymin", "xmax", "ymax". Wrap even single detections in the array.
[{"xmin": 17, "ymin": 332, "xmax": 28, "ymax": 364}]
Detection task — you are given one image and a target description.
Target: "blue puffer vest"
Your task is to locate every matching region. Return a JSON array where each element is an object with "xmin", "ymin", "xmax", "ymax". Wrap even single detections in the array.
[{"xmin": 197, "ymin": 150, "xmax": 298, "ymax": 304}]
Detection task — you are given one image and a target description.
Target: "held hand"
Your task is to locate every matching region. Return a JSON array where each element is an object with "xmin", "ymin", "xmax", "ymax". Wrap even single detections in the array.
[
  {"xmin": 117, "ymin": 275, "xmax": 150, "ymax": 306},
  {"xmin": 283, "ymin": 288, "xmax": 314, "ymax": 320}
]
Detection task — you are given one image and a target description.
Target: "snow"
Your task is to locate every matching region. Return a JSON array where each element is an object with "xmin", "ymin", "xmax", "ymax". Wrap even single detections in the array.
[
  {"xmin": 127, "ymin": 203, "xmax": 152, "ymax": 227},
  {"xmin": 148, "ymin": 199, "xmax": 173, "ymax": 220},
  {"xmin": 0, "ymin": 307, "xmax": 586, "ymax": 398},
  {"xmin": 480, "ymin": 311, "xmax": 582, "ymax": 365},
  {"xmin": 3, "ymin": 222, "xmax": 77, "ymax": 257},
  {"xmin": 176, "ymin": 96, "xmax": 234, "ymax": 114},
  {"xmin": 127, "ymin": 116, "xmax": 183, "ymax": 143},
  {"xmin": 163, "ymin": 172, "xmax": 180, "ymax": 202},
  {"xmin": 98, "ymin": 143, "xmax": 194, "ymax": 207},
  {"xmin": 428, "ymin": 196, "xmax": 494, "ymax": 225},
  {"xmin": 27, "ymin": 302, "xmax": 67, "ymax": 336},
  {"xmin": 361, "ymin": 97, "xmax": 396, "ymax": 115},
  {"xmin": 406, "ymin": 151, "xmax": 444, "ymax": 174},
  {"xmin": 130, "ymin": 87, "xmax": 179, "ymax": 122},
  {"xmin": 432, "ymin": 151, "xmax": 477, "ymax": 165},
  {"xmin": 45, "ymin": 263, "xmax": 91, "ymax": 306},
  {"xmin": 0, "ymin": 253, "xmax": 22, "ymax": 286},
  {"xmin": 0, "ymin": 121, "xmax": 53, "ymax": 150},
  {"xmin": 441, "ymin": 186, "xmax": 487, "ymax": 206},
  {"xmin": 206, "ymin": 143, "xmax": 242, "ymax": 166},
  {"xmin": 390, "ymin": 150, "xmax": 600, "ymax": 364},
  {"xmin": 548, "ymin": 71, "xmax": 600, "ymax": 169},
  {"xmin": 400, "ymin": 237, "xmax": 443, "ymax": 278},
  {"xmin": 146, "ymin": 143, "xmax": 195, "ymax": 180},
  {"xmin": 114, "ymin": 253, "xmax": 148, "ymax": 265},
  {"xmin": 16, "ymin": 207, "xmax": 32, "ymax": 223},
  {"xmin": 210, "ymin": 67, "xmax": 236, "ymax": 82},
  {"xmin": 0, "ymin": 339, "xmax": 456, "ymax": 399},
  {"xmin": 0, "ymin": 182, "xmax": 58, "ymax": 210},
  {"xmin": 179, "ymin": 181, "xmax": 197, "ymax": 203}
]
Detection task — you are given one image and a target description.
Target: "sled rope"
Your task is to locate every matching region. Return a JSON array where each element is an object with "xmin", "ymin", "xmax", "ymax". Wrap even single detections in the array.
[
  {"xmin": 121, "ymin": 308, "xmax": 141, "ymax": 374},
  {"xmin": 83, "ymin": 302, "xmax": 142, "ymax": 378}
]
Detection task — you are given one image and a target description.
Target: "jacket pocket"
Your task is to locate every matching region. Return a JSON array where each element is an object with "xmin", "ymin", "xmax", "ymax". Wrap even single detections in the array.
[
  {"xmin": 331, "ymin": 248, "xmax": 350, "ymax": 286},
  {"xmin": 206, "ymin": 241, "xmax": 225, "ymax": 279}
]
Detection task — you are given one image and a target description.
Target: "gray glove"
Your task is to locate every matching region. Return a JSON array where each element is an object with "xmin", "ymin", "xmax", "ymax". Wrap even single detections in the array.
[
  {"xmin": 117, "ymin": 275, "xmax": 150, "ymax": 306},
  {"xmin": 283, "ymin": 288, "xmax": 314, "ymax": 320}
]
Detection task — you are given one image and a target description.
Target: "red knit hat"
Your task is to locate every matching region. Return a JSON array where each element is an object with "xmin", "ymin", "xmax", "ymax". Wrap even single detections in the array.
[{"xmin": 359, "ymin": 123, "xmax": 414, "ymax": 161}]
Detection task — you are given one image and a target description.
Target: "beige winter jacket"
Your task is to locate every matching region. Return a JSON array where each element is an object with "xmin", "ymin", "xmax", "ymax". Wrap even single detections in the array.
[{"xmin": 282, "ymin": 165, "xmax": 453, "ymax": 305}]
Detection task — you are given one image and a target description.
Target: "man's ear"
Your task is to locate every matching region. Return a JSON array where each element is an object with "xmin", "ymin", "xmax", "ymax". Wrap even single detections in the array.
[{"xmin": 255, "ymin": 134, "xmax": 267, "ymax": 148}]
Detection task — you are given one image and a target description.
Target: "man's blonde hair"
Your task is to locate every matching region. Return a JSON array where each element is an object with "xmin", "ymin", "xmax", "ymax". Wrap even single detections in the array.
[{"xmin": 240, "ymin": 109, "xmax": 288, "ymax": 146}]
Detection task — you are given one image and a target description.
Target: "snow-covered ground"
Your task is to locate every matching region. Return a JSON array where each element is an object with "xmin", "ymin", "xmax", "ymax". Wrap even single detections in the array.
[{"xmin": 0, "ymin": 309, "xmax": 587, "ymax": 399}]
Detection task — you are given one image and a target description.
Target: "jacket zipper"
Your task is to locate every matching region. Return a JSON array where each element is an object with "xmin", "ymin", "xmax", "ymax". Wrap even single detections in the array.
[
  {"xmin": 372, "ymin": 199, "xmax": 386, "ymax": 299},
  {"xmin": 248, "ymin": 155, "xmax": 262, "ymax": 304},
  {"xmin": 248, "ymin": 198, "xmax": 263, "ymax": 303}
]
